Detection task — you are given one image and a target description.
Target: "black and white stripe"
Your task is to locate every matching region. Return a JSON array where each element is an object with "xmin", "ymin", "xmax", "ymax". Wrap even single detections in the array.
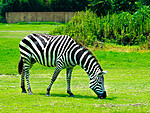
[{"xmin": 18, "ymin": 33, "xmax": 107, "ymax": 98}]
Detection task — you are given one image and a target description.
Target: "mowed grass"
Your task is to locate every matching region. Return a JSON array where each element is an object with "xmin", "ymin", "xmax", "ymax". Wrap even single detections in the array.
[
  {"xmin": 0, "ymin": 22, "xmax": 61, "ymax": 39},
  {"xmin": 0, "ymin": 23, "xmax": 150, "ymax": 113}
]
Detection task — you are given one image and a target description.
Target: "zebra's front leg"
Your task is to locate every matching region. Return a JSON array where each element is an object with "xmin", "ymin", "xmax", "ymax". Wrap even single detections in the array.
[
  {"xmin": 46, "ymin": 66, "xmax": 61, "ymax": 96},
  {"xmin": 21, "ymin": 69, "xmax": 27, "ymax": 93},
  {"xmin": 66, "ymin": 67, "xmax": 75, "ymax": 97}
]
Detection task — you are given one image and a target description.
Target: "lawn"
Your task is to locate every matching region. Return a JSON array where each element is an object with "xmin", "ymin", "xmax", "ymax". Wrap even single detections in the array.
[
  {"xmin": 0, "ymin": 22, "xmax": 60, "ymax": 39},
  {"xmin": 0, "ymin": 23, "xmax": 150, "ymax": 113}
]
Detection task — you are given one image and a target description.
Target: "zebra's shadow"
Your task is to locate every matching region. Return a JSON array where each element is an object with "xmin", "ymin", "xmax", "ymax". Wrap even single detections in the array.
[{"xmin": 36, "ymin": 93, "xmax": 117, "ymax": 100}]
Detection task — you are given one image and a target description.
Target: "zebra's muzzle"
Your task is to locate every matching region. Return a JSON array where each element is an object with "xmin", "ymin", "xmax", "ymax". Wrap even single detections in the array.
[{"xmin": 98, "ymin": 91, "xmax": 107, "ymax": 99}]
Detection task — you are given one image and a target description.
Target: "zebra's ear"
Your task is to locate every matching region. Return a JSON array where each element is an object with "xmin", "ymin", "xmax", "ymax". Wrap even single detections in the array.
[
  {"xmin": 102, "ymin": 71, "xmax": 107, "ymax": 74},
  {"xmin": 97, "ymin": 70, "xmax": 107, "ymax": 76}
]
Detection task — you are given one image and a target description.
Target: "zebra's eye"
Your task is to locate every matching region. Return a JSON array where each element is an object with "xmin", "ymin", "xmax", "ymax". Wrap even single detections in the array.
[{"xmin": 97, "ymin": 76, "xmax": 102, "ymax": 82}]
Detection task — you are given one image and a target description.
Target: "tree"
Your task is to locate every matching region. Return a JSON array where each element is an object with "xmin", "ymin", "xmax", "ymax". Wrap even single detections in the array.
[{"xmin": 88, "ymin": 0, "xmax": 112, "ymax": 16}]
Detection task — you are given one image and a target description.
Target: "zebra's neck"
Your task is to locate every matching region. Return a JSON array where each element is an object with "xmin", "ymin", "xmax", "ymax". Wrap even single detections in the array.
[{"xmin": 75, "ymin": 47, "xmax": 103, "ymax": 78}]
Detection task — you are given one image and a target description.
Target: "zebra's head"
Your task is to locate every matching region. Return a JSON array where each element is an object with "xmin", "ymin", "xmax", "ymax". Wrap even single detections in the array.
[{"xmin": 89, "ymin": 71, "xmax": 107, "ymax": 99}]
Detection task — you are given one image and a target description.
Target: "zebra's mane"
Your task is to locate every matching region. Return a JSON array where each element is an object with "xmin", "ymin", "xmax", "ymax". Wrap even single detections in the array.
[
  {"xmin": 78, "ymin": 43, "xmax": 96, "ymax": 60},
  {"xmin": 77, "ymin": 43, "xmax": 103, "ymax": 71}
]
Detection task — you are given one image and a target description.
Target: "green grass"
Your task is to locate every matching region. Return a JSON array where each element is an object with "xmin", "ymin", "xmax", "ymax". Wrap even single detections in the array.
[
  {"xmin": 15, "ymin": 21, "xmax": 65, "ymax": 25},
  {"xmin": 0, "ymin": 24, "xmax": 150, "ymax": 113},
  {"xmin": 0, "ymin": 22, "xmax": 64, "ymax": 39}
]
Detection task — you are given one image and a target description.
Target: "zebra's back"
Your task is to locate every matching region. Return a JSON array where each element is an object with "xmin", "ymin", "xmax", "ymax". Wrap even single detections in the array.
[{"xmin": 19, "ymin": 33, "xmax": 77, "ymax": 68}]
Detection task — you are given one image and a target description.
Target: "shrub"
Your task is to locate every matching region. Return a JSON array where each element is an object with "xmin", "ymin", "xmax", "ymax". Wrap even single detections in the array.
[
  {"xmin": 51, "ymin": 10, "xmax": 99, "ymax": 46},
  {"xmin": 51, "ymin": 7, "xmax": 150, "ymax": 46}
]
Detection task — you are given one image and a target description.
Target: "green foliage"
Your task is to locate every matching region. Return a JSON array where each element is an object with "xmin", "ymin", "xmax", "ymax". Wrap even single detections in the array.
[
  {"xmin": 19, "ymin": 0, "xmax": 49, "ymax": 12},
  {"xmin": 88, "ymin": 0, "xmax": 150, "ymax": 16},
  {"xmin": 1, "ymin": 0, "xmax": 49, "ymax": 16},
  {"xmin": 0, "ymin": 15, "xmax": 5, "ymax": 22},
  {"xmin": 51, "ymin": 7, "xmax": 150, "ymax": 46},
  {"xmin": 50, "ymin": 0, "xmax": 89, "ymax": 12},
  {"xmin": 88, "ymin": 0, "xmax": 112, "ymax": 16},
  {"xmin": 139, "ymin": 0, "xmax": 150, "ymax": 6},
  {"xmin": 111, "ymin": 0, "xmax": 139, "ymax": 14},
  {"xmin": 51, "ymin": 10, "xmax": 99, "ymax": 46}
]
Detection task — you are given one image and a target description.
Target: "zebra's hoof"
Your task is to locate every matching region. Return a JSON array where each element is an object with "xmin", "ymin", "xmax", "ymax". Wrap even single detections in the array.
[
  {"xmin": 28, "ymin": 93, "xmax": 33, "ymax": 95},
  {"xmin": 21, "ymin": 91, "xmax": 27, "ymax": 93},
  {"xmin": 70, "ymin": 94, "xmax": 75, "ymax": 97},
  {"xmin": 45, "ymin": 94, "xmax": 50, "ymax": 96}
]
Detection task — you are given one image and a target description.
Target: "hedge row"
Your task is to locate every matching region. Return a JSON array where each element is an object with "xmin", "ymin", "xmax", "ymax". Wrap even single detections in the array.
[{"xmin": 51, "ymin": 6, "xmax": 150, "ymax": 46}]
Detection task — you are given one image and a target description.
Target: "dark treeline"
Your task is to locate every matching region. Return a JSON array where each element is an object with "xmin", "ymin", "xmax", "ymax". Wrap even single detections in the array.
[
  {"xmin": 0, "ymin": 0, "xmax": 89, "ymax": 17},
  {"xmin": 0, "ymin": 0, "xmax": 149, "ymax": 16},
  {"xmin": 0, "ymin": 0, "xmax": 90, "ymax": 22}
]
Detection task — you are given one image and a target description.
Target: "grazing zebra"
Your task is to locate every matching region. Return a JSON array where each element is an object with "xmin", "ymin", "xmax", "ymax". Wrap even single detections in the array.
[{"xmin": 18, "ymin": 33, "xmax": 107, "ymax": 99}]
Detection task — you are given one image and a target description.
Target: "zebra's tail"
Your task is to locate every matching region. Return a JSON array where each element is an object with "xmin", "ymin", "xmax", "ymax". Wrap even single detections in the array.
[{"xmin": 18, "ymin": 57, "xmax": 23, "ymax": 75}]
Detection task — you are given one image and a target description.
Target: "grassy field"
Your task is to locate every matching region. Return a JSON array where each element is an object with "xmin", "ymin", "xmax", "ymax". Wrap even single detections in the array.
[{"xmin": 0, "ymin": 23, "xmax": 150, "ymax": 113}]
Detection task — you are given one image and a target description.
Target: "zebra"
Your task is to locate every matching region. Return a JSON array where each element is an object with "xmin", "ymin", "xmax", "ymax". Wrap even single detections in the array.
[{"xmin": 18, "ymin": 33, "xmax": 107, "ymax": 99}]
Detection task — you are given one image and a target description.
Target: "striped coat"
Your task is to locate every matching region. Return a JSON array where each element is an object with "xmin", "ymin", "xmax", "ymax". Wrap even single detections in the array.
[{"xmin": 18, "ymin": 33, "xmax": 107, "ymax": 98}]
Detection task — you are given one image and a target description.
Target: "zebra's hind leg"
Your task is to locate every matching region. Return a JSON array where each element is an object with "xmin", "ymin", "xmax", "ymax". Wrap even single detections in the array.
[
  {"xmin": 46, "ymin": 66, "xmax": 61, "ymax": 96},
  {"xmin": 24, "ymin": 64, "xmax": 33, "ymax": 95},
  {"xmin": 66, "ymin": 67, "xmax": 75, "ymax": 97},
  {"xmin": 21, "ymin": 69, "xmax": 27, "ymax": 93}
]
